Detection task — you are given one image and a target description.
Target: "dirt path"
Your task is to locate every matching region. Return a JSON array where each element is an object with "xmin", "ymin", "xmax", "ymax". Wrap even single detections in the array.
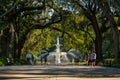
[{"xmin": 0, "ymin": 65, "xmax": 120, "ymax": 80}]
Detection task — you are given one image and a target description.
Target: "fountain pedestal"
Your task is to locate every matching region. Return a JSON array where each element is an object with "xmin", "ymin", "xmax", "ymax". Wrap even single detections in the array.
[
  {"xmin": 55, "ymin": 53, "xmax": 61, "ymax": 64},
  {"xmin": 55, "ymin": 36, "xmax": 61, "ymax": 64}
]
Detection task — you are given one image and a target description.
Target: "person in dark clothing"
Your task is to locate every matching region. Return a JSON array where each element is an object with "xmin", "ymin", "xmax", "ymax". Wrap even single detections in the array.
[{"xmin": 31, "ymin": 54, "xmax": 36, "ymax": 65}]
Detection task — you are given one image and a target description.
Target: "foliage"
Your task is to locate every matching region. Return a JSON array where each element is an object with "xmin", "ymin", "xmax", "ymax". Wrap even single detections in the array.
[
  {"xmin": 102, "ymin": 29, "xmax": 115, "ymax": 58},
  {"xmin": 62, "ymin": 14, "xmax": 94, "ymax": 54},
  {"xmin": 0, "ymin": 57, "xmax": 7, "ymax": 66},
  {"xmin": 14, "ymin": 58, "xmax": 26, "ymax": 65},
  {"xmin": 112, "ymin": 63, "xmax": 120, "ymax": 68},
  {"xmin": 103, "ymin": 58, "xmax": 120, "ymax": 68},
  {"xmin": 22, "ymin": 29, "xmax": 54, "ymax": 56},
  {"xmin": 103, "ymin": 58, "xmax": 116, "ymax": 67}
]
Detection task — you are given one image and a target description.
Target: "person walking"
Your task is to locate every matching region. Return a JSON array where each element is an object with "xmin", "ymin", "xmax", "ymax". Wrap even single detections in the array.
[
  {"xmin": 86, "ymin": 54, "xmax": 91, "ymax": 66},
  {"xmin": 91, "ymin": 51, "xmax": 97, "ymax": 67},
  {"xmin": 31, "ymin": 54, "xmax": 36, "ymax": 65},
  {"xmin": 26, "ymin": 52, "xmax": 31, "ymax": 65}
]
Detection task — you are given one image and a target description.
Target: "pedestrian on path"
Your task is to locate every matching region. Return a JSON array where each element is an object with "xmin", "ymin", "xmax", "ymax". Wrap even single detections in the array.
[
  {"xmin": 31, "ymin": 54, "xmax": 36, "ymax": 65},
  {"xmin": 26, "ymin": 52, "xmax": 31, "ymax": 65},
  {"xmin": 91, "ymin": 51, "xmax": 97, "ymax": 67},
  {"xmin": 86, "ymin": 53, "xmax": 92, "ymax": 66}
]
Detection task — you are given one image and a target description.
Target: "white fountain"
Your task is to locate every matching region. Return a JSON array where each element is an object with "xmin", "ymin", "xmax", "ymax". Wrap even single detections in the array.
[
  {"xmin": 46, "ymin": 36, "xmax": 70, "ymax": 64},
  {"xmin": 38, "ymin": 36, "xmax": 79, "ymax": 64}
]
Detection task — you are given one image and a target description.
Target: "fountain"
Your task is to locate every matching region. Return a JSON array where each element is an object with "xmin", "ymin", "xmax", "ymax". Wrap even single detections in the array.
[
  {"xmin": 38, "ymin": 36, "xmax": 80, "ymax": 64},
  {"xmin": 47, "ymin": 36, "xmax": 68, "ymax": 64}
]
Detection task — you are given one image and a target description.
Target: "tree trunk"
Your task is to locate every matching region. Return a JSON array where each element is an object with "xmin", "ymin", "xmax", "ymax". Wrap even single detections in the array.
[
  {"xmin": 0, "ymin": 35, "xmax": 8, "ymax": 57},
  {"xmin": 17, "ymin": 40, "xmax": 25, "ymax": 58},
  {"xmin": 91, "ymin": 17, "xmax": 103, "ymax": 62},
  {"xmin": 17, "ymin": 29, "xmax": 31, "ymax": 58},
  {"xmin": 87, "ymin": 13, "xmax": 103, "ymax": 62},
  {"xmin": 95, "ymin": 36, "xmax": 102, "ymax": 61},
  {"xmin": 112, "ymin": 26, "xmax": 120, "ymax": 63},
  {"xmin": 0, "ymin": 28, "xmax": 10, "ymax": 57}
]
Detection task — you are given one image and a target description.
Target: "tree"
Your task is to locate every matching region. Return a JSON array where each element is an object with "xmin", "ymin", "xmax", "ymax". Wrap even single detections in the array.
[
  {"xmin": 93, "ymin": 0, "xmax": 120, "ymax": 62},
  {"xmin": 1, "ymin": 0, "xmax": 81, "ymax": 59},
  {"xmin": 71, "ymin": 0, "xmax": 103, "ymax": 61}
]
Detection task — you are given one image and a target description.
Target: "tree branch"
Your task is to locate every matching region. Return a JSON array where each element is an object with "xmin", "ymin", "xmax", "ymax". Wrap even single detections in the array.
[
  {"xmin": 80, "ymin": 28, "xmax": 95, "ymax": 42},
  {"xmin": 34, "ymin": 14, "xmax": 62, "ymax": 29},
  {"xmin": 0, "ymin": 3, "xmax": 17, "ymax": 18}
]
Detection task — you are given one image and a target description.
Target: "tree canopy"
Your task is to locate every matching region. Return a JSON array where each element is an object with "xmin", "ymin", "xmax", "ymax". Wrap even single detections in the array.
[{"xmin": 0, "ymin": 0, "xmax": 120, "ymax": 64}]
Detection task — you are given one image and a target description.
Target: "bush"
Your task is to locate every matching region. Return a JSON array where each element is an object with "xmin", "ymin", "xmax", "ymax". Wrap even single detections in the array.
[
  {"xmin": 0, "ymin": 57, "xmax": 7, "ymax": 66},
  {"xmin": 103, "ymin": 58, "xmax": 115, "ymax": 67},
  {"xmin": 103, "ymin": 58, "xmax": 120, "ymax": 67},
  {"xmin": 97, "ymin": 62, "xmax": 104, "ymax": 66},
  {"xmin": 0, "ymin": 61, "xmax": 4, "ymax": 66},
  {"xmin": 14, "ymin": 58, "xmax": 26, "ymax": 65},
  {"xmin": 0, "ymin": 57, "xmax": 27, "ymax": 66},
  {"xmin": 112, "ymin": 64, "xmax": 120, "ymax": 68}
]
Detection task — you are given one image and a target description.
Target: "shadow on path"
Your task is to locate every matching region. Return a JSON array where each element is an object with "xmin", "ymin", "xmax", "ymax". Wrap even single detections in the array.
[{"xmin": 0, "ymin": 65, "xmax": 120, "ymax": 79}]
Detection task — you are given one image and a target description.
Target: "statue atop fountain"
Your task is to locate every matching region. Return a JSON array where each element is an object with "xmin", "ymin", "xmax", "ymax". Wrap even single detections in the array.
[{"xmin": 56, "ymin": 36, "xmax": 60, "ymax": 53}]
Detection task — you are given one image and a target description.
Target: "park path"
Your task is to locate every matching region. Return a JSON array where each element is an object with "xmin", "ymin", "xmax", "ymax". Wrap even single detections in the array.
[{"xmin": 0, "ymin": 65, "xmax": 120, "ymax": 80}]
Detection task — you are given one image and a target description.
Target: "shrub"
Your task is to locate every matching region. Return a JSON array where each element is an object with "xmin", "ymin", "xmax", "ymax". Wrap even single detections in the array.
[
  {"xmin": 14, "ymin": 58, "xmax": 26, "ymax": 65},
  {"xmin": 0, "ymin": 61, "xmax": 4, "ymax": 66},
  {"xmin": 0, "ymin": 57, "xmax": 7, "ymax": 66},
  {"xmin": 112, "ymin": 64, "xmax": 120, "ymax": 68},
  {"xmin": 103, "ymin": 58, "xmax": 115, "ymax": 67}
]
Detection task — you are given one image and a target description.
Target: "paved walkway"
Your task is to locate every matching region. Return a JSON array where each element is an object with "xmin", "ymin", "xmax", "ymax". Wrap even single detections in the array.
[{"xmin": 0, "ymin": 65, "xmax": 120, "ymax": 80}]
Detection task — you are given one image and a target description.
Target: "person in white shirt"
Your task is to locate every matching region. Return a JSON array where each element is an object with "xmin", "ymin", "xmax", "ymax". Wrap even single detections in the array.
[{"xmin": 91, "ymin": 51, "xmax": 97, "ymax": 67}]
